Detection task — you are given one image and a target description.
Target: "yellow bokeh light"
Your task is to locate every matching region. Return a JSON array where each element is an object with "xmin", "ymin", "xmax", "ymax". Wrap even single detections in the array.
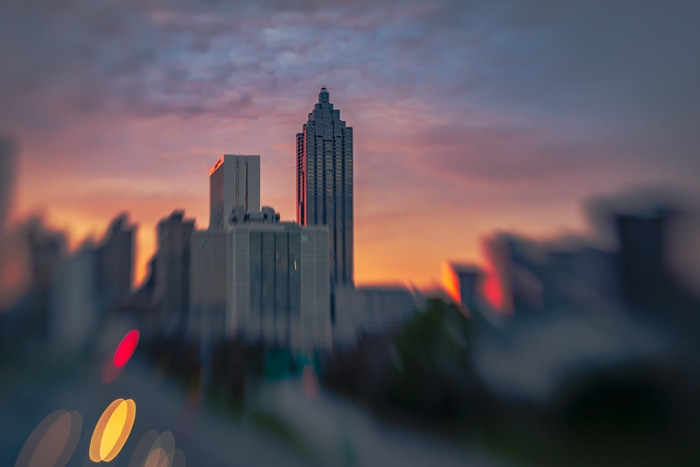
[
  {"xmin": 89, "ymin": 398, "xmax": 136, "ymax": 462},
  {"xmin": 100, "ymin": 401, "xmax": 127, "ymax": 459}
]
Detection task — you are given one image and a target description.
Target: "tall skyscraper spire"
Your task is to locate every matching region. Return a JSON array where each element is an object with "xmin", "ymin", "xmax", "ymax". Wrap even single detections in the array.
[{"xmin": 296, "ymin": 87, "xmax": 354, "ymax": 286}]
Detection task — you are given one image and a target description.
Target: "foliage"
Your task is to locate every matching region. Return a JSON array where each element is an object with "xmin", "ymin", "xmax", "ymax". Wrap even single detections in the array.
[{"xmin": 389, "ymin": 298, "xmax": 478, "ymax": 417}]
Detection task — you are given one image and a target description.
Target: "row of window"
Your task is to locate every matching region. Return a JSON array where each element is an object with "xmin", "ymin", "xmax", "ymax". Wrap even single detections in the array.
[{"xmin": 248, "ymin": 231, "xmax": 302, "ymax": 316}]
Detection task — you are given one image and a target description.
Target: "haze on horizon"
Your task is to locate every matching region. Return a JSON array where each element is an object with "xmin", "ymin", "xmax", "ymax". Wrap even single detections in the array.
[{"xmin": 2, "ymin": 0, "xmax": 699, "ymax": 288}]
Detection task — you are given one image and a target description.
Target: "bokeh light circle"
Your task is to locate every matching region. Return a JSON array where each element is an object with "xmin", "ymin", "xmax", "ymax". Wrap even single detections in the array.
[
  {"xmin": 114, "ymin": 329, "xmax": 139, "ymax": 367},
  {"xmin": 129, "ymin": 430, "xmax": 185, "ymax": 467},
  {"xmin": 15, "ymin": 409, "xmax": 82, "ymax": 467},
  {"xmin": 144, "ymin": 447, "xmax": 169, "ymax": 467},
  {"xmin": 89, "ymin": 398, "xmax": 136, "ymax": 462}
]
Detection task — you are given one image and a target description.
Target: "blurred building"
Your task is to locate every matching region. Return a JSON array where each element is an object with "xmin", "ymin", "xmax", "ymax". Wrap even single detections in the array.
[
  {"xmin": 191, "ymin": 207, "xmax": 331, "ymax": 350},
  {"xmin": 0, "ymin": 137, "xmax": 16, "ymax": 229},
  {"xmin": 25, "ymin": 218, "xmax": 67, "ymax": 292},
  {"xmin": 209, "ymin": 154, "xmax": 261, "ymax": 230},
  {"xmin": 472, "ymin": 308, "xmax": 666, "ymax": 405},
  {"xmin": 153, "ymin": 210, "xmax": 195, "ymax": 336},
  {"xmin": 482, "ymin": 233, "xmax": 617, "ymax": 317},
  {"xmin": 13, "ymin": 218, "xmax": 67, "ymax": 338},
  {"xmin": 296, "ymin": 87, "xmax": 354, "ymax": 287},
  {"xmin": 96, "ymin": 213, "xmax": 136, "ymax": 313},
  {"xmin": 443, "ymin": 262, "xmax": 484, "ymax": 312},
  {"xmin": 0, "ymin": 137, "xmax": 28, "ymax": 313},
  {"xmin": 50, "ymin": 241, "xmax": 97, "ymax": 351},
  {"xmin": 334, "ymin": 285, "xmax": 420, "ymax": 346},
  {"xmin": 190, "ymin": 229, "xmax": 227, "ymax": 341},
  {"xmin": 615, "ymin": 209, "xmax": 672, "ymax": 311},
  {"xmin": 482, "ymin": 234, "xmax": 543, "ymax": 315}
]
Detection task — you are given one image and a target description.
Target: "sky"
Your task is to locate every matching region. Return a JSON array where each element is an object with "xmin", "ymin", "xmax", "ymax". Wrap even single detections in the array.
[{"xmin": 2, "ymin": 0, "xmax": 699, "ymax": 288}]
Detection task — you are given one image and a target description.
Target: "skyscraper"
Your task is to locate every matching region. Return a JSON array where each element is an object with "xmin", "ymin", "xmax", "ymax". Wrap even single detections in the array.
[
  {"xmin": 296, "ymin": 87, "xmax": 354, "ymax": 286},
  {"xmin": 96, "ymin": 213, "xmax": 135, "ymax": 312},
  {"xmin": 209, "ymin": 154, "xmax": 261, "ymax": 230}
]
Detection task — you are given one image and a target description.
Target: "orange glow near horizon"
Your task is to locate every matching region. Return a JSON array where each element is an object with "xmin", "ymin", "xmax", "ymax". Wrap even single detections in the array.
[
  {"xmin": 0, "ymin": 237, "xmax": 30, "ymax": 311},
  {"xmin": 441, "ymin": 263, "xmax": 461, "ymax": 302},
  {"xmin": 12, "ymin": 208, "xmax": 491, "ymax": 291},
  {"xmin": 10, "ymin": 201, "xmax": 572, "ymax": 294}
]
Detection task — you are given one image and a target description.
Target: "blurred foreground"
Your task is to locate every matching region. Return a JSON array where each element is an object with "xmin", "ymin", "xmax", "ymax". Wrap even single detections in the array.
[{"xmin": 2, "ymin": 135, "xmax": 700, "ymax": 465}]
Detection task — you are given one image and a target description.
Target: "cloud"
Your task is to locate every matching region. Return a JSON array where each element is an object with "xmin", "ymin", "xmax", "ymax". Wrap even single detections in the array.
[{"xmin": 3, "ymin": 0, "xmax": 699, "ymax": 286}]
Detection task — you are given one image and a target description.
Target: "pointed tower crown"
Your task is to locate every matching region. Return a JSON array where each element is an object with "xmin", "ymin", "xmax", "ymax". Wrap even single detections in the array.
[{"xmin": 319, "ymin": 87, "xmax": 329, "ymax": 104}]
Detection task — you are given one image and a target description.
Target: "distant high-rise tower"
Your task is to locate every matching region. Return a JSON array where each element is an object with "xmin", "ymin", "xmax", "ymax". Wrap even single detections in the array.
[
  {"xmin": 96, "ymin": 213, "xmax": 135, "ymax": 312},
  {"xmin": 154, "ymin": 210, "xmax": 195, "ymax": 336},
  {"xmin": 209, "ymin": 155, "xmax": 261, "ymax": 230},
  {"xmin": 296, "ymin": 87, "xmax": 354, "ymax": 286}
]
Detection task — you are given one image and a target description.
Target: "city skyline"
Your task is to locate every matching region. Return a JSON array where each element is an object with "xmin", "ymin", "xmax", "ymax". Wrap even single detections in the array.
[
  {"xmin": 4, "ymin": 1, "xmax": 700, "ymax": 289},
  {"xmin": 3, "ymin": 3, "xmax": 700, "ymax": 464}
]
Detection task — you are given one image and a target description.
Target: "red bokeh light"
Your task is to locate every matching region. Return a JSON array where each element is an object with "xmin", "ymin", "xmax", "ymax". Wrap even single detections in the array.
[
  {"xmin": 482, "ymin": 273, "xmax": 504, "ymax": 310},
  {"xmin": 114, "ymin": 330, "xmax": 139, "ymax": 367}
]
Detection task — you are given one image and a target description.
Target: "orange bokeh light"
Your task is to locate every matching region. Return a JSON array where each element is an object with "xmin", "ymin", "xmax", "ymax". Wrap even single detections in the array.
[{"xmin": 89, "ymin": 398, "xmax": 136, "ymax": 463}]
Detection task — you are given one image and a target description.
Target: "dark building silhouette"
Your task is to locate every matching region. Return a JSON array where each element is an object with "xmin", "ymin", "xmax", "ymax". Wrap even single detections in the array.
[
  {"xmin": 19, "ymin": 218, "xmax": 67, "ymax": 337},
  {"xmin": 444, "ymin": 262, "xmax": 484, "ymax": 312},
  {"xmin": 615, "ymin": 209, "xmax": 673, "ymax": 311},
  {"xmin": 154, "ymin": 210, "xmax": 194, "ymax": 335},
  {"xmin": 296, "ymin": 87, "xmax": 354, "ymax": 287},
  {"xmin": 482, "ymin": 233, "xmax": 618, "ymax": 317},
  {"xmin": 97, "ymin": 213, "xmax": 135, "ymax": 313}
]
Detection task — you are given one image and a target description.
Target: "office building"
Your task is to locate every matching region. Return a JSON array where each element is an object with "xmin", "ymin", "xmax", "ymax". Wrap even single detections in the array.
[
  {"xmin": 296, "ymin": 87, "xmax": 354, "ymax": 286},
  {"xmin": 209, "ymin": 155, "xmax": 261, "ymax": 230},
  {"xmin": 190, "ymin": 207, "xmax": 331, "ymax": 350},
  {"xmin": 190, "ymin": 229, "xmax": 228, "ymax": 340}
]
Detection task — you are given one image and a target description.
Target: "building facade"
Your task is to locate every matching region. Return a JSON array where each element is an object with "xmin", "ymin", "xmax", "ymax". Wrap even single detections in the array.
[
  {"xmin": 190, "ymin": 207, "xmax": 331, "ymax": 350},
  {"xmin": 296, "ymin": 87, "xmax": 354, "ymax": 286},
  {"xmin": 190, "ymin": 229, "xmax": 228, "ymax": 340},
  {"xmin": 209, "ymin": 155, "xmax": 261, "ymax": 230}
]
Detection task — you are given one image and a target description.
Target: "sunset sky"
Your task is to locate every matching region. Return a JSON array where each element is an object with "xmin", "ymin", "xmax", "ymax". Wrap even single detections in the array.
[{"xmin": 2, "ymin": 0, "xmax": 699, "ymax": 288}]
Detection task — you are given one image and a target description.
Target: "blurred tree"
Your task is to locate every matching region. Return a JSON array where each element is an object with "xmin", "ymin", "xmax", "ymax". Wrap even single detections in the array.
[{"xmin": 389, "ymin": 298, "xmax": 479, "ymax": 418}]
